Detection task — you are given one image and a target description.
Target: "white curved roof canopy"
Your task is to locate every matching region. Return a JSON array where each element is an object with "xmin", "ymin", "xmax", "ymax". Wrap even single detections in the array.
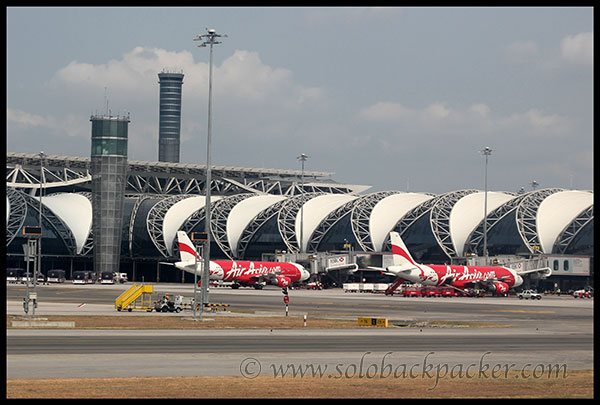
[
  {"xmin": 227, "ymin": 195, "xmax": 287, "ymax": 257},
  {"xmin": 296, "ymin": 194, "xmax": 358, "ymax": 252},
  {"xmin": 370, "ymin": 192, "xmax": 434, "ymax": 251},
  {"xmin": 39, "ymin": 193, "xmax": 92, "ymax": 254},
  {"xmin": 537, "ymin": 190, "xmax": 593, "ymax": 253},
  {"xmin": 450, "ymin": 191, "xmax": 516, "ymax": 256},
  {"xmin": 163, "ymin": 196, "xmax": 222, "ymax": 256}
]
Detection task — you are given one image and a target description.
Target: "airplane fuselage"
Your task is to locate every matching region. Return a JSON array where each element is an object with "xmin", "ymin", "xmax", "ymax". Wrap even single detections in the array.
[
  {"xmin": 176, "ymin": 259, "xmax": 308, "ymax": 286},
  {"xmin": 389, "ymin": 264, "xmax": 523, "ymax": 290}
]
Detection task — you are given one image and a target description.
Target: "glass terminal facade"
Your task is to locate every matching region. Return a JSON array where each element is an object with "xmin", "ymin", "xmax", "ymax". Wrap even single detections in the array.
[{"xmin": 90, "ymin": 114, "xmax": 129, "ymax": 274}]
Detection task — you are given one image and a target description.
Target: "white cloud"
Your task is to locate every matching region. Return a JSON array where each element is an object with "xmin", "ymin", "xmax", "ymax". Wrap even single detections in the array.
[
  {"xmin": 358, "ymin": 101, "xmax": 571, "ymax": 146},
  {"xmin": 51, "ymin": 47, "xmax": 198, "ymax": 103},
  {"xmin": 7, "ymin": 108, "xmax": 53, "ymax": 127},
  {"xmin": 50, "ymin": 47, "xmax": 326, "ymax": 109},
  {"xmin": 217, "ymin": 50, "xmax": 325, "ymax": 108},
  {"xmin": 468, "ymin": 103, "xmax": 490, "ymax": 116},
  {"xmin": 561, "ymin": 32, "xmax": 593, "ymax": 66},
  {"xmin": 357, "ymin": 102, "xmax": 414, "ymax": 122},
  {"xmin": 358, "ymin": 101, "xmax": 491, "ymax": 128},
  {"xmin": 7, "ymin": 108, "xmax": 88, "ymax": 139},
  {"xmin": 500, "ymin": 108, "xmax": 570, "ymax": 138}
]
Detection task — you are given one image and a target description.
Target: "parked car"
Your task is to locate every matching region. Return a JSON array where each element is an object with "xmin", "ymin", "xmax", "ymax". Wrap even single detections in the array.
[
  {"xmin": 518, "ymin": 290, "xmax": 542, "ymax": 300},
  {"xmin": 572, "ymin": 289, "xmax": 593, "ymax": 299}
]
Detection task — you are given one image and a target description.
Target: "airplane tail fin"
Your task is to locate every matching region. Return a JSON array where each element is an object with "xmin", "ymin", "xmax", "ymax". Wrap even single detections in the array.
[
  {"xmin": 389, "ymin": 232, "xmax": 419, "ymax": 270},
  {"xmin": 177, "ymin": 231, "xmax": 201, "ymax": 262}
]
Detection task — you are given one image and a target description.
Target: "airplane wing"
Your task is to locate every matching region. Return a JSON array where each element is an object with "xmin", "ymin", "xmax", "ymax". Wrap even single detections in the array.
[
  {"xmin": 366, "ymin": 266, "xmax": 419, "ymax": 277},
  {"xmin": 516, "ymin": 267, "xmax": 552, "ymax": 278},
  {"xmin": 250, "ymin": 272, "xmax": 280, "ymax": 283}
]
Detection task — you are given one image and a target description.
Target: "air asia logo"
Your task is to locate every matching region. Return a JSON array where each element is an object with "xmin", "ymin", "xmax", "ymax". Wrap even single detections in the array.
[
  {"xmin": 441, "ymin": 266, "xmax": 497, "ymax": 282},
  {"xmin": 418, "ymin": 268, "xmax": 436, "ymax": 282},
  {"xmin": 493, "ymin": 282, "xmax": 508, "ymax": 294},
  {"xmin": 224, "ymin": 262, "xmax": 283, "ymax": 280}
]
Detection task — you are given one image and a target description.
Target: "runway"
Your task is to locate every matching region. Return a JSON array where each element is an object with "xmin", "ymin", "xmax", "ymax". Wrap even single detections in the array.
[{"xmin": 6, "ymin": 283, "xmax": 594, "ymax": 379}]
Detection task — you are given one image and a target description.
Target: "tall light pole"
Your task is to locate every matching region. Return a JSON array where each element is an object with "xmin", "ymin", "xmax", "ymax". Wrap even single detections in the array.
[
  {"xmin": 194, "ymin": 28, "xmax": 227, "ymax": 316},
  {"xmin": 297, "ymin": 153, "xmax": 308, "ymax": 253},
  {"xmin": 35, "ymin": 151, "xmax": 46, "ymax": 317},
  {"xmin": 480, "ymin": 147, "xmax": 492, "ymax": 260},
  {"xmin": 531, "ymin": 180, "xmax": 539, "ymax": 190}
]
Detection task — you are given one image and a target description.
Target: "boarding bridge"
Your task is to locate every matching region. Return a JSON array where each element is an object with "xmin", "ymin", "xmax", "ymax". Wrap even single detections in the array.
[
  {"xmin": 263, "ymin": 251, "xmax": 358, "ymax": 274},
  {"xmin": 456, "ymin": 255, "xmax": 549, "ymax": 277}
]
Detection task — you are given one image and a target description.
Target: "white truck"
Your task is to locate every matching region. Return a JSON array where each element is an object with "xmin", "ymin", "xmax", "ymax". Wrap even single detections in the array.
[{"xmin": 518, "ymin": 290, "xmax": 542, "ymax": 300}]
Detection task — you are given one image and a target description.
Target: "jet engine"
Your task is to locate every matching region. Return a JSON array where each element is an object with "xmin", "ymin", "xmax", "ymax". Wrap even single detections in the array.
[
  {"xmin": 275, "ymin": 276, "xmax": 291, "ymax": 287},
  {"xmin": 491, "ymin": 282, "xmax": 509, "ymax": 294}
]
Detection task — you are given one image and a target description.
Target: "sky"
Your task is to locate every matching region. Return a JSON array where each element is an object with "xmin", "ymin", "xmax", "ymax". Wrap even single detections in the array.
[{"xmin": 6, "ymin": 7, "xmax": 594, "ymax": 194}]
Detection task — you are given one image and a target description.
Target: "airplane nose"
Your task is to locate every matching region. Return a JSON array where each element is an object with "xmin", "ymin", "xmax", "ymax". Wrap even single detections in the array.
[
  {"xmin": 514, "ymin": 274, "xmax": 523, "ymax": 287},
  {"xmin": 302, "ymin": 268, "xmax": 310, "ymax": 281}
]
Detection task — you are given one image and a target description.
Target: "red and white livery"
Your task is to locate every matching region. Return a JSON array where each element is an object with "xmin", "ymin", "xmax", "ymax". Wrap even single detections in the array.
[
  {"xmin": 382, "ymin": 232, "xmax": 552, "ymax": 295},
  {"xmin": 174, "ymin": 231, "xmax": 310, "ymax": 289}
]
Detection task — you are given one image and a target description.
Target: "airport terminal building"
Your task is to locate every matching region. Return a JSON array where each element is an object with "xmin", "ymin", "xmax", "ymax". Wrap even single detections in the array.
[{"xmin": 6, "ymin": 152, "xmax": 593, "ymax": 290}]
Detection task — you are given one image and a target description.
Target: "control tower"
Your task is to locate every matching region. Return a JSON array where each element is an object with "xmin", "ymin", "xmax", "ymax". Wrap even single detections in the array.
[
  {"xmin": 90, "ymin": 113, "xmax": 130, "ymax": 275},
  {"xmin": 158, "ymin": 70, "xmax": 184, "ymax": 163}
]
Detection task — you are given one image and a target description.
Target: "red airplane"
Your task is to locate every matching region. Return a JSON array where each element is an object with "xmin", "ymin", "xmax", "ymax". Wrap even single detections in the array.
[
  {"xmin": 174, "ymin": 231, "xmax": 310, "ymax": 289},
  {"xmin": 380, "ymin": 232, "xmax": 552, "ymax": 295}
]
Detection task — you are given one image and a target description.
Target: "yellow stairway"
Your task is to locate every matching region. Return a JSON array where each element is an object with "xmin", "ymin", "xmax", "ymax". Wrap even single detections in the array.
[{"xmin": 115, "ymin": 284, "xmax": 154, "ymax": 311}]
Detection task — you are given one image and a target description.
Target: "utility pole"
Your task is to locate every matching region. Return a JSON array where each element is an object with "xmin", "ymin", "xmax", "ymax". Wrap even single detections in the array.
[
  {"xmin": 193, "ymin": 28, "xmax": 227, "ymax": 314},
  {"xmin": 480, "ymin": 147, "xmax": 492, "ymax": 261},
  {"xmin": 297, "ymin": 153, "xmax": 308, "ymax": 253}
]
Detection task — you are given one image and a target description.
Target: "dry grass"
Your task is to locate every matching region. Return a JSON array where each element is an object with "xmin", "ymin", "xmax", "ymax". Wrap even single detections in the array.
[
  {"xmin": 6, "ymin": 314, "xmax": 510, "ymax": 330},
  {"xmin": 6, "ymin": 370, "xmax": 594, "ymax": 398}
]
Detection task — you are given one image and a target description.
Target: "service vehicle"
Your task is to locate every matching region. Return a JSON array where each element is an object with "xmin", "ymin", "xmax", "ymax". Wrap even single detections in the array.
[
  {"xmin": 518, "ymin": 290, "xmax": 542, "ymax": 300},
  {"xmin": 343, "ymin": 283, "xmax": 360, "ymax": 293},
  {"xmin": 153, "ymin": 295, "xmax": 193, "ymax": 313},
  {"xmin": 421, "ymin": 286, "xmax": 441, "ymax": 297},
  {"xmin": 100, "ymin": 271, "xmax": 115, "ymax": 284},
  {"xmin": 572, "ymin": 289, "xmax": 593, "ymax": 299},
  {"xmin": 465, "ymin": 289, "xmax": 486, "ymax": 297},
  {"xmin": 440, "ymin": 286, "xmax": 459, "ymax": 297},
  {"xmin": 402, "ymin": 286, "xmax": 422, "ymax": 297},
  {"xmin": 47, "ymin": 269, "xmax": 66, "ymax": 283},
  {"xmin": 7, "ymin": 268, "xmax": 25, "ymax": 283},
  {"xmin": 19, "ymin": 272, "xmax": 34, "ymax": 284},
  {"xmin": 73, "ymin": 270, "xmax": 95, "ymax": 284}
]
